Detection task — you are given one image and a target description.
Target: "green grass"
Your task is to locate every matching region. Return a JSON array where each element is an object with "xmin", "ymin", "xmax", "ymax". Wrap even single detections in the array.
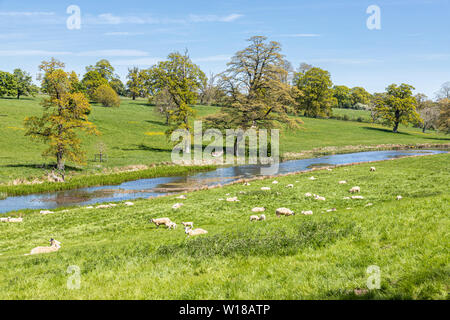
[
  {"xmin": 332, "ymin": 108, "xmax": 372, "ymax": 122},
  {"xmin": 0, "ymin": 154, "xmax": 448, "ymax": 299},
  {"xmin": 0, "ymin": 96, "xmax": 449, "ymax": 185}
]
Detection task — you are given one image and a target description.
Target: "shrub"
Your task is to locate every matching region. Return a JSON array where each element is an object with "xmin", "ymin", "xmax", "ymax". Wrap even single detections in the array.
[{"xmin": 93, "ymin": 84, "xmax": 120, "ymax": 107}]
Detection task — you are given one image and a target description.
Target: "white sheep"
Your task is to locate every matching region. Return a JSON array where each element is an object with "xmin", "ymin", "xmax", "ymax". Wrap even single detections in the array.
[
  {"xmin": 272, "ymin": 180, "xmax": 279, "ymax": 184},
  {"xmin": 261, "ymin": 187, "xmax": 271, "ymax": 191},
  {"xmin": 124, "ymin": 202, "xmax": 134, "ymax": 206},
  {"xmin": 365, "ymin": 203, "xmax": 373, "ymax": 207},
  {"xmin": 243, "ymin": 182, "xmax": 251, "ymax": 186},
  {"xmin": 226, "ymin": 197, "xmax": 239, "ymax": 202},
  {"xmin": 370, "ymin": 167, "xmax": 376, "ymax": 172},
  {"xmin": 309, "ymin": 176, "xmax": 316, "ymax": 180},
  {"xmin": 339, "ymin": 180, "xmax": 347, "ymax": 184},
  {"xmin": 326, "ymin": 208, "xmax": 337, "ymax": 212},
  {"xmin": 167, "ymin": 222, "xmax": 177, "ymax": 229},
  {"xmin": 40, "ymin": 210, "xmax": 54, "ymax": 215},
  {"xmin": 276, "ymin": 208, "xmax": 295, "ymax": 217},
  {"xmin": 396, "ymin": 195, "xmax": 403, "ymax": 200},
  {"xmin": 185, "ymin": 227, "xmax": 208, "ymax": 236},
  {"xmin": 182, "ymin": 222, "xmax": 194, "ymax": 228},
  {"xmin": 286, "ymin": 184, "xmax": 294, "ymax": 188},
  {"xmin": 314, "ymin": 195, "xmax": 326, "ymax": 201},
  {"xmin": 7, "ymin": 217, "xmax": 23, "ymax": 223},
  {"xmin": 25, "ymin": 239, "xmax": 61, "ymax": 255},
  {"xmin": 305, "ymin": 192, "xmax": 313, "ymax": 197},
  {"xmin": 250, "ymin": 215, "xmax": 260, "ymax": 221},
  {"xmin": 176, "ymin": 195, "xmax": 187, "ymax": 199},
  {"xmin": 351, "ymin": 195, "xmax": 365, "ymax": 200},
  {"xmin": 150, "ymin": 217, "xmax": 172, "ymax": 228},
  {"xmin": 252, "ymin": 207, "xmax": 265, "ymax": 213},
  {"xmin": 0, "ymin": 217, "xmax": 9, "ymax": 222},
  {"xmin": 96, "ymin": 205, "xmax": 111, "ymax": 209},
  {"xmin": 349, "ymin": 186, "xmax": 361, "ymax": 193},
  {"xmin": 172, "ymin": 203, "xmax": 184, "ymax": 209},
  {"xmin": 301, "ymin": 210, "xmax": 313, "ymax": 215},
  {"xmin": 259, "ymin": 214, "xmax": 266, "ymax": 221}
]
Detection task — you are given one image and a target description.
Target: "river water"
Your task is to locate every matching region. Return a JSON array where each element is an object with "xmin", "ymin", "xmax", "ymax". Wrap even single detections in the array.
[{"xmin": 0, "ymin": 149, "xmax": 446, "ymax": 214}]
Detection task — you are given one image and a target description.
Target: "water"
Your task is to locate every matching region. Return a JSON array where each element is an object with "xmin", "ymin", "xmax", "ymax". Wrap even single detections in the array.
[{"xmin": 0, "ymin": 149, "xmax": 446, "ymax": 214}]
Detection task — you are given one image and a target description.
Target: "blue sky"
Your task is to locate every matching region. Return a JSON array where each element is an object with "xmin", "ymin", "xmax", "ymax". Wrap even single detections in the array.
[{"xmin": 0, "ymin": 0, "xmax": 449, "ymax": 97}]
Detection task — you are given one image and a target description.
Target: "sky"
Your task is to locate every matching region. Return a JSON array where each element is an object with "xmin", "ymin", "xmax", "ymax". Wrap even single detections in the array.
[{"xmin": 0, "ymin": 0, "xmax": 449, "ymax": 98}]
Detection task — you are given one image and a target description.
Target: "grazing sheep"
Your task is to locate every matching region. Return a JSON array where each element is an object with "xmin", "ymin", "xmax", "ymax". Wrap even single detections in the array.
[
  {"xmin": 167, "ymin": 222, "xmax": 177, "ymax": 229},
  {"xmin": 365, "ymin": 203, "xmax": 373, "ymax": 207},
  {"xmin": 272, "ymin": 180, "xmax": 279, "ymax": 184},
  {"xmin": 261, "ymin": 187, "xmax": 271, "ymax": 191},
  {"xmin": 96, "ymin": 205, "xmax": 110, "ymax": 209},
  {"xmin": 150, "ymin": 217, "xmax": 172, "ymax": 228},
  {"xmin": 343, "ymin": 196, "xmax": 350, "ymax": 200},
  {"xmin": 305, "ymin": 192, "xmax": 313, "ymax": 197},
  {"xmin": 314, "ymin": 195, "xmax": 326, "ymax": 201},
  {"xmin": 25, "ymin": 239, "xmax": 61, "ymax": 255},
  {"xmin": 259, "ymin": 214, "xmax": 266, "ymax": 221},
  {"xmin": 86, "ymin": 206, "xmax": 94, "ymax": 209},
  {"xmin": 176, "ymin": 195, "xmax": 187, "ymax": 199},
  {"xmin": 218, "ymin": 198, "xmax": 225, "ymax": 201},
  {"xmin": 226, "ymin": 197, "xmax": 239, "ymax": 202},
  {"xmin": 109, "ymin": 204, "xmax": 117, "ymax": 207},
  {"xmin": 243, "ymin": 182, "xmax": 251, "ymax": 186},
  {"xmin": 349, "ymin": 186, "xmax": 361, "ymax": 193},
  {"xmin": 339, "ymin": 180, "xmax": 347, "ymax": 184},
  {"xmin": 185, "ymin": 227, "xmax": 208, "ymax": 236},
  {"xmin": 286, "ymin": 184, "xmax": 294, "ymax": 188},
  {"xmin": 0, "ymin": 217, "xmax": 9, "ymax": 222},
  {"xmin": 250, "ymin": 215, "xmax": 260, "ymax": 221},
  {"xmin": 309, "ymin": 176, "xmax": 316, "ymax": 180},
  {"xmin": 40, "ymin": 210, "xmax": 54, "ymax": 215},
  {"xmin": 351, "ymin": 195, "xmax": 365, "ymax": 200},
  {"xmin": 276, "ymin": 208, "xmax": 295, "ymax": 217},
  {"xmin": 182, "ymin": 222, "xmax": 194, "ymax": 228},
  {"xmin": 301, "ymin": 210, "xmax": 313, "ymax": 215},
  {"xmin": 370, "ymin": 167, "xmax": 376, "ymax": 172},
  {"xmin": 326, "ymin": 208, "xmax": 337, "ymax": 212},
  {"xmin": 7, "ymin": 217, "xmax": 23, "ymax": 223},
  {"xmin": 252, "ymin": 207, "xmax": 265, "ymax": 213},
  {"xmin": 396, "ymin": 195, "xmax": 402, "ymax": 200},
  {"xmin": 124, "ymin": 202, "xmax": 134, "ymax": 206},
  {"xmin": 172, "ymin": 203, "xmax": 183, "ymax": 209}
]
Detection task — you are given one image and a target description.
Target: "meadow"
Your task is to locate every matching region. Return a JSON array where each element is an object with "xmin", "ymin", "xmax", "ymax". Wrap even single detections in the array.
[
  {"xmin": 0, "ymin": 96, "xmax": 449, "ymax": 188},
  {"xmin": 0, "ymin": 153, "xmax": 448, "ymax": 299}
]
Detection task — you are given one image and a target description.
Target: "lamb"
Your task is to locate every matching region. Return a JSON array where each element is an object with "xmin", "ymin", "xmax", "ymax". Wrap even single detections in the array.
[
  {"xmin": 124, "ymin": 202, "xmax": 134, "ymax": 206},
  {"xmin": 96, "ymin": 205, "xmax": 111, "ymax": 209},
  {"xmin": 40, "ymin": 210, "xmax": 54, "ymax": 215},
  {"xmin": 314, "ymin": 194, "xmax": 326, "ymax": 201},
  {"xmin": 25, "ymin": 239, "xmax": 61, "ymax": 255},
  {"xmin": 305, "ymin": 192, "xmax": 313, "ymax": 197},
  {"xmin": 250, "ymin": 215, "xmax": 260, "ymax": 221},
  {"xmin": 301, "ymin": 210, "xmax": 313, "ymax": 215},
  {"xmin": 172, "ymin": 203, "xmax": 183, "ymax": 209},
  {"xmin": 326, "ymin": 208, "xmax": 337, "ymax": 212},
  {"xmin": 261, "ymin": 187, "xmax": 271, "ymax": 191},
  {"xmin": 396, "ymin": 195, "xmax": 403, "ymax": 200},
  {"xmin": 182, "ymin": 222, "xmax": 194, "ymax": 228},
  {"xmin": 351, "ymin": 195, "xmax": 365, "ymax": 200},
  {"xmin": 251, "ymin": 207, "xmax": 265, "ymax": 213},
  {"xmin": 272, "ymin": 180, "xmax": 279, "ymax": 184},
  {"xmin": 276, "ymin": 208, "xmax": 295, "ymax": 217},
  {"xmin": 349, "ymin": 186, "xmax": 361, "ymax": 193},
  {"xmin": 338, "ymin": 180, "xmax": 347, "ymax": 184},
  {"xmin": 286, "ymin": 184, "xmax": 294, "ymax": 188},
  {"xmin": 185, "ymin": 227, "xmax": 208, "ymax": 236},
  {"xmin": 150, "ymin": 217, "xmax": 172, "ymax": 228},
  {"xmin": 243, "ymin": 182, "xmax": 251, "ymax": 186},
  {"xmin": 370, "ymin": 167, "xmax": 376, "ymax": 172},
  {"xmin": 259, "ymin": 214, "xmax": 266, "ymax": 221},
  {"xmin": 176, "ymin": 195, "xmax": 187, "ymax": 199},
  {"xmin": 226, "ymin": 197, "xmax": 239, "ymax": 202},
  {"xmin": 309, "ymin": 176, "xmax": 316, "ymax": 180},
  {"xmin": 167, "ymin": 222, "xmax": 177, "ymax": 229}
]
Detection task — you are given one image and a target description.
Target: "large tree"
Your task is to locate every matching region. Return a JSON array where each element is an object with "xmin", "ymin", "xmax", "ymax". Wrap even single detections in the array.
[
  {"xmin": 437, "ymin": 98, "xmax": 450, "ymax": 134},
  {"xmin": 333, "ymin": 85, "xmax": 352, "ymax": 108},
  {"xmin": 0, "ymin": 71, "xmax": 18, "ymax": 97},
  {"xmin": 24, "ymin": 59, "xmax": 98, "ymax": 175},
  {"xmin": 13, "ymin": 68, "xmax": 35, "ymax": 99},
  {"xmin": 147, "ymin": 51, "xmax": 206, "ymax": 151},
  {"xmin": 350, "ymin": 86, "xmax": 371, "ymax": 108},
  {"xmin": 85, "ymin": 59, "xmax": 115, "ymax": 82},
  {"xmin": 415, "ymin": 93, "xmax": 439, "ymax": 133},
  {"xmin": 294, "ymin": 67, "xmax": 334, "ymax": 117},
  {"xmin": 81, "ymin": 70, "xmax": 108, "ymax": 99},
  {"xmin": 373, "ymin": 83, "xmax": 422, "ymax": 133},
  {"xmin": 126, "ymin": 67, "xmax": 147, "ymax": 100}
]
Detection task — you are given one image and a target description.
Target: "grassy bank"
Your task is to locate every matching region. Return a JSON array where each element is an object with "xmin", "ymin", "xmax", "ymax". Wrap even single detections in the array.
[
  {"xmin": 0, "ymin": 153, "xmax": 448, "ymax": 299},
  {"xmin": 1, "ymin": 96, "xmax": 449, "ymax": 184}
]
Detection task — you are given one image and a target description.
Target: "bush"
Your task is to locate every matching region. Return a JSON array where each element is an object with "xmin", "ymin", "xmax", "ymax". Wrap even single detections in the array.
[{"xmin": 93, "ymin": 84, "xmax": 120, "ymax": 107}]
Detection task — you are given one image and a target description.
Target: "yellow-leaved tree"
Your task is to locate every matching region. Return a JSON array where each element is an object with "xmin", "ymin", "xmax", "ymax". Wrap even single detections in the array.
[{"xmin": 24, "ymin": 58, "xmax": 99, "ymax": 178}]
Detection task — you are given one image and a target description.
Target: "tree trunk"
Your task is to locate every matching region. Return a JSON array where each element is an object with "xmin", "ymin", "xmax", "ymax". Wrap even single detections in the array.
[
  {"xmin": 132, "ymin": 93, "xmax": 136, "ymax": 100},
  {"xmin": 393, "ymin": 121, "xmax": 399, "ymax": 133},
  {"xmin": 56, "ymin": 152, "xmax": 65, "ymax": 171},
  {"xmin": 17, "ymin": 92, "xmax": 20, "ymax": 99},
  {"xmin": 422, "ymin": 125, "xmax": 426, "ymax": 133}
]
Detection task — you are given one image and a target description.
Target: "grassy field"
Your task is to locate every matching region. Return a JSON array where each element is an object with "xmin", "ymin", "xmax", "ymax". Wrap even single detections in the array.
[
  {"xmin": 0, "ymin": 153, "xmax": 448, "ymax": 299},
  {"xmin": 0, "ymin": 96, "xmax": 449, "ymax": 185}
]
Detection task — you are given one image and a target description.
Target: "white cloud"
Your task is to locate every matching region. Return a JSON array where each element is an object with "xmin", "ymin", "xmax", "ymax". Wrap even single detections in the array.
[
  {"xmin": 0, "ymin": 11, "xmax": 54, "ymax": 16},
  {"xmin": 280, "ymin": 33, "xmax": 321, "ymax": 37},
  {"xmin": 193, "ymin": 54, "xmax": 231, "ymax": 62},
  {"xmin": 77, "ymin": 50, "xmax": 149, "ymax": 57},
  {"xmin": 188, "ymin": 13, "xmax": 244, "ymax": 23},
  {"xmin": 0, "ymin": 50, "xmax": 71, "ymax": 56}
]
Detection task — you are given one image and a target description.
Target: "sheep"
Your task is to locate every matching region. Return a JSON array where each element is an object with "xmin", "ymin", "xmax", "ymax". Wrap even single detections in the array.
[
  {"xmin": 276, "ymin": 208, "xmax": 295, "ymax": 217},
  {"xmin": 109, "ymin": 204, "xmax": 117, "ymax": 207},
  {"xmin": 0, "ymin": 217, "xmax": 9, "ymax": 222},
  {"xmin": 251, "ymin": 207, "xmax": 265, "ymax": 213},
  {"xmin": 396, "ymin": 195, "xmax": 403, "ymax": 200},
  {"xmin": 309, "ymin": 176, "xmax": 316, "ymax": 180},
  {"xmin": 326, "ymin": 168, "xmax": 332, "ymax": 171},
  {"xmin": 343, "ymin": 196, "xmax": 351, "ymax": 200},
  {"xmin": 370, "ymin": 167, "xmax": 376, "ymax": 172},
  {"xmin": 301, "ymin": 210, "xmax": 313, "ymax": 215},
  {"xmin": 365, "ymin": 203, "xmax": 373, "ymax": 207},
  {"xmin": 124, "ymin": 202, "xmax": 134, "ymax": 206},
  {"xmin": 176, "ymin": 195, "xmax": 187, "ymax": 199},
  {"xmin": 172, "ymin": 203, "xmax": 183, "ymax": 209},
  {"xmin": 349, "ymin": 186, "xmax": 361, "ymax": 193},
  {"xmin": 286, "ymin": 184, "xmax": 294, "ymax": 188},
  {"xmin": 86, "ymin": 206, "xmax": 94, "ymax": 209},
  {"xmin": 7, "ymin": 217, "xmax": 23, "ymax": 223},
  {"xmin": 351, "ymin": 195, "xmax": 365, "ymax": 200},
  {"xmin": 314, "ymin": 195, "xmax": 326, "ymax": 201},
  {"xmin": 338, "ymin": 180, "xmax": 347, "ymax": 184},
  {"xmin": 167, "ymin": 222, "xmax": 177, "ymax": 229},
  {"xmin": 185, "ymin": 227, "xmax": 208, "ymax": 236},
  {"xmin": 259, "ymin": 214, "xmax": 266, "ymax": 221},
  {"xmin": 243, "ymin": 182, "xmax": 251, "ymax": 186},
  {"xmin": 250, "ymin": 215, "xmax": 260, "ymax": 221},
  {"xmin": 25, "ymin": 239, "xmax": 61, "ymax": 255},
  {"xmin": 272, "ymin": 180, "xmax": 279, "ymax": 184},
  {"xmin": 326, "ymin": 208, "xmax": 337, "ymax": 212},
  {"xmin": 40, "ymin": 210, "xmax": 54, "ymax": 215},
  {"xmin": 96, "ymin": 205, "xmax": 111, "ymax": 209},
  {"xmin": 226, "ymin": 197, "xmax": 239, "ymax": 202},
  {"xmin": 182, "ymin": 222, "xmax": 194, "ymax": 228},
  {"xmin": 261, "ymin": 187, "xmax": 271, "ymax": 191},
  {"xmin": 150, "ymin": 217, "xmax": 172, "ymax": 228},
  {"xmin": 305, "ymin": 192, "xmax": 313, "ymax": 197}
]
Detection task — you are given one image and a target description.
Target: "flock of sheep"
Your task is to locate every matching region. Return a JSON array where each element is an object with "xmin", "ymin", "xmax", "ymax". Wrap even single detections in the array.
[{"xmin": 2, "ymin": 165, "xmax": 405, "ymax": 255}]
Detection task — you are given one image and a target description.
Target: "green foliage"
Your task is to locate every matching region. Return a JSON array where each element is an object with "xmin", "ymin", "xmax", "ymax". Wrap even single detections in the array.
[
  {"xmin": 109, "ymin": 77, "xmax": 126, "ymax": 96},
  {"xmin": 126, "ymin": 67, "xmax": 147, "ymax": 100},
  {"xmin": 24, "ymin": 59, "xmax": 99, "ymax": 172},
  {"xmin": 333, "ymin": 85, "xmax": 352, "ymax": 108},
  {"xmin": 350, "ymin": 87, "xmax": 371, "ymax": 107},
  {"xmin": 13, "ymin": 69, "xmax": 36, "ymax": 99},
  {"xmin": 295, "ymin": 67, "xmax": 335, "ymax": 118},
  {"xmin": 437, "ymin": 98, "xmax": 450, "ymax": 133},
  {"xmin": 85, "ymin": 59, "xmax": 115, "ymax": 82},
  {"xmin": 0, "ymin": 70, "xmax": 18, "ymax": 97},
  {"xmin": 373, "ymin": 83, "xmax": 422, "ymax": 133},
  {"xmin": 81, "ymin": 70, "xmax": 108, "ymax": 99},
  {"xmin": 93, "ymin": 84, "xmax": 121, "ymax": 108}
]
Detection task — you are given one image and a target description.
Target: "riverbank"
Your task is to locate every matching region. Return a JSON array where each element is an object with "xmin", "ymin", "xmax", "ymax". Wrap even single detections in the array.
[{"xmin": 0, "ymin": 153, "xmax": 448, "ymax": 299}]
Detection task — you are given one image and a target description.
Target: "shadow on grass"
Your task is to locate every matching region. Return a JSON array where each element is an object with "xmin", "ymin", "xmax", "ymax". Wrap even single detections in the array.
[
  {"xmin": 145, "ymin": 119, "xmax": 166, "ymax": 126},
  {"xmin": 121, "ymin": 143, "xmax": 172, "ymax": 153},
  {"xmin": 361, "ymin": 126, "xmax": 412, "ymax": 135},
  {"xmin": 0, "ymin": 163, "xmax": 83, "ymax": 171}
]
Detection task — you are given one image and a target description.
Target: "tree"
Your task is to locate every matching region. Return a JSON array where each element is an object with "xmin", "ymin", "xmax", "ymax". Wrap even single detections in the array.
[
  {"xmin": 86, "ymin": 59, "xmax": 115, "ymax": 82},
  {"xmin": 205, "ymin": 36, "xmax": 301, "ymax": 155},
  {"xmin": 0, "ymin": 71, "xmax": 17, "ymax": 97},
  {"xmin": 415, "ymin": 93, "xmax": 439, "ymax": 133},
  {"xmin": 24, "ymin": 59, "xmax": 99, "ymax": 175},
  {"xmin": 350, "ymin": 87, "xmax": 371, "ymax": 108},
  {"xmin": 109, "ymin": 76, "xmax": 126, "ymax": 96},
  {"xmin": 436, "ymin": 81, "xmax": 450, "ymax": 100},
  {"xmin": 126, "ymin": 67, "xmax": 146, "ymax": 100},
  {"xmin": 93, "ymin": 84, "xmax": 120, "ymax": 107},
  {"xmin": 373, "ymin": 83, "xmax": 422, "ymax": 133},
  {"xmin": 437, "ymin": 98, "xmax": 450, "ymax": 134},
  {"xmin": 13, "ymin": 68, "xmax": 35, "ymax": 99},
  {"xmin": 333, "ymin": 85, "xmax": 352, "ymax": 108},
  {"xmin": 147, "ymin": 51, "xmax": 206, "ymax": 152},
  {"xmin": 81, "ymin": 70, "xmax": 108, "ymax": 99},
  {"xmin": 294, "ymin": 67, "xmax": 334, "ymax": 117},
  {"xmin": 153, "ymin": 88, "xmax": 175, "ymax": 125}
]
